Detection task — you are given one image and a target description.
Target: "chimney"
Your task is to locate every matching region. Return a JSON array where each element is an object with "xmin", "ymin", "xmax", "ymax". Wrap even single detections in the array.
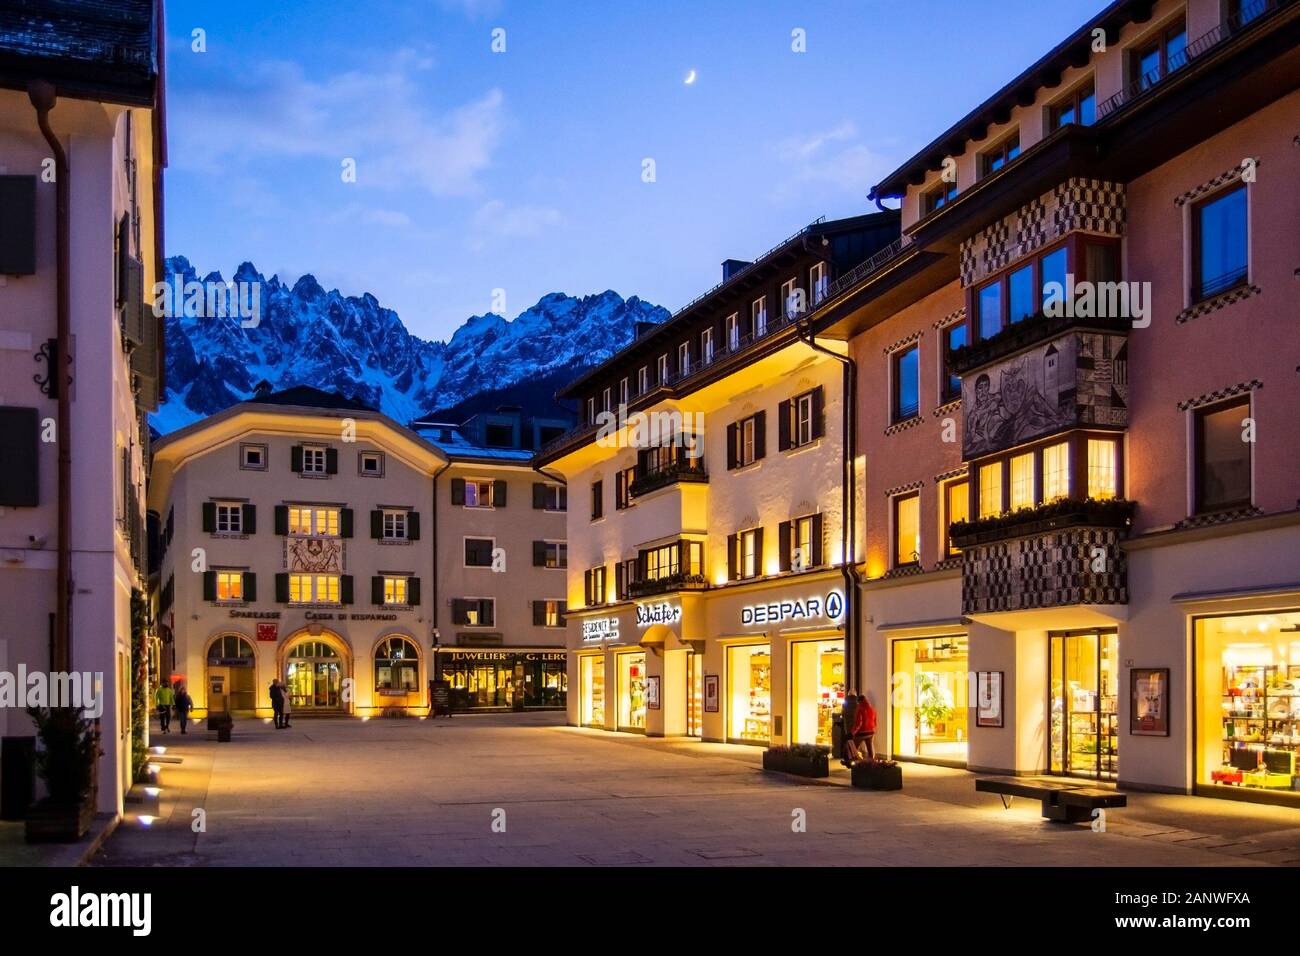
[
  {"xmin": 253, "ymin": 379, "xmax": 273, "ymax": 398},
  {"xmin": 722, "ymin": 259, "xmax": 752, "ymax": 282},
  {"xmin": 634, "ymin": 320, "xmax": 659, "ymax": 340}
]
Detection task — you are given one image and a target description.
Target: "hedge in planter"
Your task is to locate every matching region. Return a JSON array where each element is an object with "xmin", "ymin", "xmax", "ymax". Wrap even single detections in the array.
[
  {"xmin": 850, "ymin": 759, "xmax": 902, "ymax": 791},
  {"xmin": 24, "ymin": 706, "xmax": 100, "ymax": 843},
  {"xmin": 762, "ymin": 744, "xmax": 830, "ymax": 778}
]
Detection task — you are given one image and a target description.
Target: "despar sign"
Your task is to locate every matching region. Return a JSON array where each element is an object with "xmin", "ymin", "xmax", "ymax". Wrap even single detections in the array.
[{"xmin": 741, "ymin": 590, "xmax": 845, "ymax": 627}]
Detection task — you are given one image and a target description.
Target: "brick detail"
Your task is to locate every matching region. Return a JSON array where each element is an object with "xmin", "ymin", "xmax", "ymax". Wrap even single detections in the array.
[
  {"xmin": 1173, "ymin": 159, "xmax": 1258, "ymax": 207},
  {"xmin": 933, "ymin": 307, "xmax": 967, "ymax": 330},
  {"xmin": 961, "ymin": 527, "xmax": 1127, "ymax": 615},
  {"xmin": 884, "ymin": 416, "xmax": 925, "ymax": 437},
  {"xmin": 1176, "ymin": 379, "xmax": 1262, "ymax": 411},
  {"xmin": 1175, "ymin": 507, "xmax": 1264, "ymax": 530},
  {"xmin": 884, "ymin": 480, "xmax": 925, "ymax": 498},
  {"xmin": 1174, "ymin": 284, "xmax": 1261, "ymax": 324},
  {"xmin": 883, "ymin": 328, "xmax": 924, "ymax": 355}
]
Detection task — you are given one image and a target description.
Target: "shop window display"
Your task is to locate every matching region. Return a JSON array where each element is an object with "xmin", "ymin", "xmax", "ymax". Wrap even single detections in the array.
[
  {"xmin": 791, "ymin": 639, "xmax": 845, "ymax": 747},
  {"xmin": 728, "ymin": 644, "xmax": 771, "ymax": 743},
  {"xmin": 581, "ymin": 655, "xmax": 605, "ymax": 727},
  {"xmin": 618, "ymin": 652, "xmax": 647, "ymax": 731},
  {"xmin": 1049, "ymin": 631, "xmax": 1118, "ymax": 779},
  {"xmin": 1197, "ymin": 611, "xmax": 1300, "ymax": 801},
  {"xmin": 891, "ymin": 636, "xmax": 969, "ymax": 760},
  {"xmin": 686, "ymin": 651, "xmax": 703, "ymax": 737}
]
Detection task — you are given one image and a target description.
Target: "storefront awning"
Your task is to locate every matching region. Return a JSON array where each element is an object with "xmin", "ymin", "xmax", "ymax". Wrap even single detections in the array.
[{"xmin": 1171, "ymin": 582, "xmax": 1300, "ymax": 605}]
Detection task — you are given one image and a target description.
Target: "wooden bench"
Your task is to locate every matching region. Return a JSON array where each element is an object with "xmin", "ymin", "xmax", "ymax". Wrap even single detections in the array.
[{"xmin": 976, "ymin": 777, "xmax": 1127, "ymax": 824}]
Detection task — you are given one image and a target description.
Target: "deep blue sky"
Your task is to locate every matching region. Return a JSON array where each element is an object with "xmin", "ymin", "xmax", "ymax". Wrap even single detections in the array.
[{"xmin": 164, "ymin": 0, "xmax": 1101, "ymax": 340}]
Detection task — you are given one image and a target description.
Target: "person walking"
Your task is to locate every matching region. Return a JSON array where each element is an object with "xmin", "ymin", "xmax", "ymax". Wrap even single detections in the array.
[
  {"xmin": 269, "ymin": 679, "xmax": 285, "ymax": 729},
  {"xmin": 282, "ymin": 680, "xmax": 292, "ymax": 729},
  {"xmin": 154, "ymin": 681, "xmax": 174, "ymax": 734},
  {"xmin": 840, "ymin": 691, "xmax": 860, "ymax": 766},
  {"xmin": 852, "ymin": 693, "xmax": 877, "ymax": 763},
  {"xmin": 174, "ymin": 683, "xmax": 193, "ymax": 735}
]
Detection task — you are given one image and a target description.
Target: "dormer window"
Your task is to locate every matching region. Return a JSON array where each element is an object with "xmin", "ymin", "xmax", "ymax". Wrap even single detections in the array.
[
  {"xmin": 726, "ymin": 313, "xmax": 740, "ymax": 350},
  {"xmin": 979, "ymin": 132, "xmax": 1020, "ymax": 178},
  {"xmin": 586, "ymin": 397, "xmax": 596, "ymax": 424},
  {"xmin": 751, "ymin": 296, "xmax": 767, "ymax": 337},
  {"xmin": 678, "ymin": 341, "xmax": 690, "ymax": 376},
  {"xmin": 923, "ymin": 179, "xmax": 959, "ymax": 215},
  {"xmin": 809, "ymin": 263, "xmax": 829, "ymax": 305},
  {"xmin": 1049, "ymin": 80, "xmax": 1096, "ymax": 130},
  {"xmin": 656, "ymin": 354, "xmax": 669, "ymax": 384},
  {"xmin": 637, "ymin": 366, "xmax": 649, "ymax": 394},
  {"xmin": 1132, "ymin": 19, "xmax": 1187, "ymax": 91}
]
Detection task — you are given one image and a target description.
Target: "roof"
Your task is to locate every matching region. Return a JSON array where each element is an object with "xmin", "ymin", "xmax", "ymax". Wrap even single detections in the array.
[
  {"xmin": 411, "ymin": 425, "xmax": 537, "ymax": 464},
  {"xmin": 248, "ymin": 385, "xmax": 377, "ymax": 413},
  {"xmin": 0, "ymin": 0, "xmax": 159, "ymax": 104},
  {"xmin": 869, "ymin": 0, "xmax": 1148, "ymax": 199}
]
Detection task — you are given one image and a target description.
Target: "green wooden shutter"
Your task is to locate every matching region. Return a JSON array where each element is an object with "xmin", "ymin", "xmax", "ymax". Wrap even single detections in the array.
[
  {"xmin": 407, "ymin": 577, "xmax": 420, "ymax": 607},
  {"xmin": 532, "ymin": 483, "xmax": 546, "ymax": 509},
  {"xmin": 371, "ymin": 575, "xmax": 385, "ymax": 605},
  {"xmin": 451, "ymin": 478, "xmax": 465, "ymax": 505},
  {"xmin": 325, "ymin": 448, "xmax": 339, "ymax": 474},
  {"xmin": 274, "ymin": 505, "xmax": 289, "ymax": 535},
  {"xmin": 406, "ymin": 511, "xmax": 420, "ymax": 540},
  {"xmin": 754, "ymin": 410, "xmax": 767, "ymax": 460},
  {"xmin": 778, "ymin": 400, "xmax": 792, "ymax": 450},
  {"xmin": 532, "ymin": 601, "xmax": 545, "ymax": 626},
  {"xmin": 726, "ymin": 422, "xmax": 739, "ymax": 469},
  {"xmin": 244, "ymin": 572, "xmax": 257, "ymax": 602},
  {"xmin": 727, "ymin": 533, "xmax": 738, "ymax": 581},
  {"xmin": 340, "ymin": 574, "xmax": 354, "ymax": 605},
  {"xmin": 493, "ymin": 479, "xmax": 507, "ymax": 507},
  {"xmin": 811, "ymin": 513, "xmax": 824, "ymax": 567},
  {"xmin": 340, "ymin": 508, "xmax": 354, "ymax": 538},
  {"xmin": 202, "ymin": 570, "xmax": 216, "ymax": 601},
  {"xmin": 242, "ymin": 503, "xmax": 256, "ymax": 534},
  {"xmin": 812, "ymin": 386, "xmax": 826, "ymax": 439},
  {"xmin": 275, "ymin": 573, "xmax": 289, "ymax": 603},
  {"xmin": 370, "ymin": 509, "xmax": 383, "ymax": 539},
  {"xmin": 778, "ymin": 521, "xmax": 792, "ymax": 572},
  {"xmin": 290, "ymin": 445, "xmax": 304, "ymax": 472},
  {"xmin": 201, "ymin": 502, "xmax": 216, "ymax": 533}
]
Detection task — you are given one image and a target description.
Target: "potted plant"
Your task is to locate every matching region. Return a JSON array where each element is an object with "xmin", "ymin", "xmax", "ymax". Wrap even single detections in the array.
[
  {"xmin": 851, "ymin": 758, "xmax": 903, "ymax": 791},
  {"xmin": 762, "ymin": 743, "xmax": 831, "ymax": 778},
  {"xmin": 24, "ymin": 706, "xmax": 99, "ymax": 842},
  {"xmin": 914, "ymin": 674, "xmax": 952, "ymax": 756}
]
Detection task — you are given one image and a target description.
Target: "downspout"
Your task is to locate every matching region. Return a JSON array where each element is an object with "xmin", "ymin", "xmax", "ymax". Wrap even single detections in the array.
[
  {"xmin": 430, "ymin": 458, "xmax": 451, "ymax": 683},
  {"xmin": 29, "ymin": 80, "xmax": 72, "ymax": 674},
  {"xmin": 797, "ymin": 316, "xmax": 860, "ymax": 693}
]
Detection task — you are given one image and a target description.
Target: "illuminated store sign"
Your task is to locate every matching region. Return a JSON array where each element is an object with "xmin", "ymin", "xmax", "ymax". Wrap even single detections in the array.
[
  {"xmin": 741, "ymin": 590, "xmax": 844, "ymax": 627},
  {"xmin": 636, "ymin": 602, "xmax": 682, "ymax": 628},
  {"xmin": 582, "ymin": 618, "xmax": 621, "ymax": 642}
]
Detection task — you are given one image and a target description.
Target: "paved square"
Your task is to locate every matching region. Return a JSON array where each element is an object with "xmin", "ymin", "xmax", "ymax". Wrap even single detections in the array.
[{"xmin": 92, "ymin": 714, "xmax": 1300, "ymax": 867}]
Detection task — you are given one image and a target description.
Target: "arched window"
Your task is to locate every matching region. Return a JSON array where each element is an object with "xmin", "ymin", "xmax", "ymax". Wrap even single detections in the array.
[
  {"xmin": 207, "ymin": 634, "xmax": 256, "ymax": 663},
  {"xmin": 374, "ymin": 637, "xmax": 420, "ymax": 692},
  {"xmin": 288, "ymin": 640, "xmax": 339, "ymax": 659}
]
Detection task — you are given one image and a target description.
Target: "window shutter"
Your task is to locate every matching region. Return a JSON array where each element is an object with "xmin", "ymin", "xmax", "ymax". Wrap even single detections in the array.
[
  {"xmin": 812, "ymin": 386, "xmax": 826, "ymax": 439},
  {"xmin": 201, "ymin": 502, "xmax": 216, "ymax": 533},
  {"xmin": 754, "ymin": 410, "xmax": 767, "ymax": 460},
  {"xmin": 274, "ymin": 505, "xmax": 289, "ymax": 536},
  {"xmin": 372, "ymin": 575, "xmax": 385, "ymax": 605},
  {"xmin": 727, "ymin": 533, "xmax": 738, "ymax": 581},
  {"xmin": 557, "ymin": 601, "xmax": 567, "ymax": 623},
  {"xmin": 584, "ymin": 569, "xmax": 593, "ymax": 605},
  {"xmin": 241, "ymin": 503, "xmax": 256, "ymax": 534},
  {"xmin": 726, "ymin": 422, "xmax": 739, "ymax": 470},
  {"xmin": 450, "ymin": 478, "xmax": 465, "ymax": 505},
  {"xmin": 533, "ymin": 601, "xmax": 545, "ymax": 626},
  {"xmin": 0, "ymin": 407, "xmax": 38, "ymax": 506},
  {"xmin": 754, "ymin": 527, "xmax": 765, "ymax": 573},
  {"xmin": 493, "ymin": 479, "xmax": 507, "ymax": 507},
  {"xmin": 244, "ymin": 573, "xmax": 257, "ymax": 602},
  {"xmin": 340, "ymin": 575, "xmax": 354, "ymax": 605},
  {"xmin": 407, "ymin": 577, "xmax": 420, "ymax": 607},
  {"xmin": 325, "ymin": 448, "xmax": 339, "ymax": 474},
  {"xmin": 532, "ymin": 483, "xmax": 546, "ymax": 509},
  {"xmin": 370, "ymin": 509, "xmax": 383, "ymax": 539},
  {"xmin": 340, "ymin": 508, "xmax": 354, "ymax": 538},
  {"xmin": 452, "ymin": 598, "xmax": 468, "ymax": 625},
  {"xmin": 778, "ymin": 400, "xmax": 792, "ymax": 450},
  {"xmin": 533, "ymin": 541, "xmax": 546, "ymax": 567},
  {"xmin": 483, "ymin": 600, "xmax": 495, "ymax": 626},
  {"xmin": 615, "ymin": 562, "xmax": 625, "ymax": 600},
  {"xmin": 290, "ymin": 445, "xmax": 303, "ymax": 473},
  {"xmin": 275, "ymin": 573, "xmax": 289, "ymax": 603},
  {"xmin": 778, "ymin": 521, "xmax": 792, "ymax": 572},
  {"xmin": 636, "ymin": 448, "xmax": 650, "ymax": 478},
  {"xmin": 811, "ymin": 513, "xmax": 824, "ymax": 567},
  {"xmin": 202, "ymin": 570, "xmax": 216, "ymax": 601},
  {"xmin": 407, "ymin": 511, "xmax": 420, "ymax": 540}
]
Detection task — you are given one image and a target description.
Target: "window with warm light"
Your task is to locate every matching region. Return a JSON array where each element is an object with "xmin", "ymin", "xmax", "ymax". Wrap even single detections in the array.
[
  {"xmin": 1087, "ymin": 439, "xmax": 1118, "ymax": 499},
  {"xmin": 216, "ymin": 570, "xmax": 243, "ymax": 602},
  {"xmin": 894, "ymin": 493, "xmax": 920, "ymax": 567},
  {"xmin": 289, "ymin": 507, "xmax": 340, "ymax": 537},
  {"xmin": 979, "ymin": 463, "xmax": 1003, "ymax": 518},
  {"xmin": 289, "ymin": 573, "xmax": 340, "ymax": 604},
  {"xmin": 944, "ymin": 479, "xmax": 969, "ymax": 557},
  {"xmin": 1043, "ymin": 442, "xmax": 1071, "ymax": 502},
  {"xmin": 1009, "ymin": 453, "xmax": 1035, "ymax": 510},
  {"xmin": 740, "ymin": 528, "xmax": 760, "ymax": 579},
  {"xmin": 383, "ymin": 576, "xmax": 408, "ymax": 605}
]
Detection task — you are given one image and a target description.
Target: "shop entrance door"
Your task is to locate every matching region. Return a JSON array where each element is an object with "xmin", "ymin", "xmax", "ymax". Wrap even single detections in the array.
[
  {"xmin": 686, "ymin": 651, "xmax": 702, "ymax": 737},
  {"xmin": 1050, "ymin": 631, "xmax": 1118, "ymax": 779},
  {"xmin": 286, "ymin": 640, "xmax": 344, "ymax": 710}
]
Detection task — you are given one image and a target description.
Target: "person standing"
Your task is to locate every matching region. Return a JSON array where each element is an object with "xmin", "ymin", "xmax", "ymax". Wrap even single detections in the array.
[
  {"xmin": 852, "ymin": 693, "xmax": 877, "ymax": 763},
  {"xmin": 282, "ymin": 680, "xmax": 292, "ymax": 729},
  {"xmin": 154, "ymin": 681, "xmax": 174, "ymax": 734},
  {"xmin": 269, "ymin": 679, "xmax": 285, "ymax": 729},
  {"xmin": 174, "ymin": 683, "xmax": 193, "ymax": 735},
  {"xmin": 840, "ymin": 691, "xmax": 860, "ymax": 765}
]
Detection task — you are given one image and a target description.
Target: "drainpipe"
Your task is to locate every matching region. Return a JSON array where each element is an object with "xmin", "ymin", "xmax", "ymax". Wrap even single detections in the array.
[
  {"xmin": 29, "ymin": 80, "xmax": 72, "ymax": 674},
  {"xmin": 796, "ymin": 316, "xmax": 860, "ymax": 693},
  {"xmin": 430, "ymin": 459, "xmax": 451, "ymax": 682}
]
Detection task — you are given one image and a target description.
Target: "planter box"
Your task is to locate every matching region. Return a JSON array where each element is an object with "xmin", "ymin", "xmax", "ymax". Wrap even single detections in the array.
[
  {"xmin": 24, "ymin": 795, "xmax": 95, "ymax": 843},
  {"xmin": 851, "ymin": 761, "xmax": 903, "ymax": 791},
  {"xmin": 762, "ymin": 750, "xmax": 830, "ymax": 779}
]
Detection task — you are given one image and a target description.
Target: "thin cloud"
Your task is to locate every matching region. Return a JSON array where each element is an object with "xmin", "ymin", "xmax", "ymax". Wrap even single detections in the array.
[{"xmin": 771, "ymin": 121, "xmax": 894, "ymax": 200}]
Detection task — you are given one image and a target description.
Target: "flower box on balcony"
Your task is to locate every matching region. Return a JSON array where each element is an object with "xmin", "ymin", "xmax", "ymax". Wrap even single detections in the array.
[
  {"xmin": 947, "ymin": 311, "xmax": 1131, "ymax": 377},
  {"xmin": 762, "ymin": 744, "xmax": 830, "ymax": 779},
  {"xmin": 625, "ymin": 574, "xmax": 708, "ymax": 598},
  {"xmin": 628, "ymin": 462, "xmax": 708, "ymax": 497},
  {"xmin": 950, "ymin": 497, "xmax": 1135, "ymax": 548}
]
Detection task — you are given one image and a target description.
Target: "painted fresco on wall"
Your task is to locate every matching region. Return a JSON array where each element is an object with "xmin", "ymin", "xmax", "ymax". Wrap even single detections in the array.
[{"xmin": 286, "ymin": 537, "xmax": 344, "ymax": 573}]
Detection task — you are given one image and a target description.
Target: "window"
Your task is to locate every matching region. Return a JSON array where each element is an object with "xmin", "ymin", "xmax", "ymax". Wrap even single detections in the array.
[
  {"xmin": 381, "ymin": 509, "xmax": 408, "ymax": 540},
  {"xmin": 619, "ymin": 377, "xmax": 629, "ymax": 407},
  {"xmin": 728, "ymin": 412, "xmax": 765, "ymax": 469},
  {"xmin": 781, "ymin": 277, "xmax": 800, "ymax": 317},
  {"xmin": 1049, "ymin": 80, "xmax": 1096, "ymax": 129},
  {"xmin": 796, "ymin": 392, "xmax": 815, "ymax": 445},
  {"xmin": 586, "ymin": 397, "xmax": 596, "ymax": 424},
  {"xmin": 1008, "ymin": 263, "xmax": 1035, "ymax": 325},
  {"xmin": 591, "ymin": 479, "xmax": 604, "ymax": 520},
  {"xmin": 1087, "ymin": 439, "xmax": 1118, "ymax": 499},
  {"xmin": 1040, "ymin": 246, "xmax": 1068, "ymax": 312},
  {"xmin": 289, "ymin": 507, "xmax": 340, "ymax": 537},
  {"xmin": 1043, "ymin": 441, "xmax": 1071, "ymax": 502},
  {"xmin": 810, "ymin": 262, "xmax": 828, "ymax": 305},
  {"xmin": 301, "ymin": 445, "xmax": 327, "ymax": 475},
  {"xmin": 602, "ymin": 387, "xmax": 612, "ymax": 414},
  {"xmin": 751, "ymin": 296, "xmax": 767, "ymax": 337},
  {"xmin": 359, "ymin": 451, "xmax": 384, "ymax": 476},
  {"xmin": 943, "ymin": 479, "xmax": 970, "ymax": 557},
  {"xmin": 535, "ymin": 540, "xmax": 567, "ymax": 569},
  {"xmin": 924, "ymin": 179, "xmax": 959, "ymax": 214},
  {"xmin": 215, "ymin": 570, "xmax": 244, "ymax": 602},
  {"xmin": 786, "ymin": 513, "xmax": 818, "ymax": 570},
  {"xmin": 289, "ymin": 573, "xmax": 341, "ymax": 605},
  {"xmin": 540, "ymin": 599, "xmax": 565, "ymax": 628},
  {"xmin": 1193, "ymin": 183, "xmax": 1248, "ymax": 301},
  {"xmin": 678, "ymin": 341, "xmax": 691, "ymax": 375},
  {"xmin": 538, "ymin": 483, "xmax": 566, "ymax": 511},
  {"xmin": 1133, "ymin": 19, "xmax": 1187, "ymax": 91},
  {"xmin": 1230, "ymin": 0, "xmax": 1266, "ymax": 26},
  {"xmin": 465, "ymin": 537, "xmax": 495, "ymax": 567},
  {"xmin": 644, "ymin": 543, "xmax": 679, "ymax": 581},
  {"xmin": 894, "ymin": 493, "xmax": 920, "ymax": 567},
  {"xmin": 977, "ymin": 281, "xmax": 1003, "ymax": 339},
  {"xmin": 726, "ymin": 313, "xmax": 740, "ymax": 350},
  {"xmin": 454, "ymin": 597, "xmax": 496, "ymax": 626},
  {"xmin": 240, "ymin": 443, "xmax": 267, "ymax": 471},
  {"xmin": 463, "ymin": 479, "xmax": 495, "ymax": 508},
  {"xmin": 656, "ymin": 354, "xmax": 669, "ymax": 384},
  {"xmin": 615, "ymin": 465, "xmax": 636, "ymax": 510},
  {"xmin": 382, "ymin": 576, "xmax": 409, "ymax": 606},
  {"xmin": 980, "ymin": 133, "xmax": 1020, "ymax": 177},
  {"xmin": 374, "ymin": 637, "xmax": 419, "ymax": 691},
  {"xmin": 979, "ymin": 462, "xmax": 1003, "ymax": 518},
  {"xmin": 215, "ymin": 502, "xmax": 243, "ymax": 533},
  {"xmin": 701, "ymin": 327, "xmax": 715, "ymax": 364},
  {"xmin": 1195, "ymin": 399, "xmax": 1251, "ymax": 513},
  {"xmin": 739, "ymin": 528, "xmax": 761, "ymax": 578},
  {"xmin": 975, "ymin": 241, "xmax": 1082, "ymax": 340},
  {"xmin": 1009, "ymin": 452, "xmax": 1035, "ymax": 511},
  {"xmin": 585, "ymin": 566, "xmax": 607, "ymax": 606},
  {"xmin": 780, "ymin": 387, "xmax": 822, "ymax": 451},
  {"xmin": 637, "ymin": 366, "xmax": 649, "ymax": 394},
  {"xmin": 942, "ymin": 322, "xmax": 966, "ymax": 402},
  {"xmin": 892, "ymin": 344, "xmax": 920, "ymax": 422}
]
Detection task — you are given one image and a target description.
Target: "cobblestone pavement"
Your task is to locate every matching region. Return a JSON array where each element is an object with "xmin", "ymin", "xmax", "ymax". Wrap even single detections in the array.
[{"xmin": 90, "ymin": 713, "xmax": 1300, "ymax": 866}]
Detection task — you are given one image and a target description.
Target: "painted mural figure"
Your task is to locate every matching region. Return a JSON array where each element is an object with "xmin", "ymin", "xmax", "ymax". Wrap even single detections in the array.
[{"xmin": 964, "ymin": 351, "xmax": 1070, "ymax": 458}]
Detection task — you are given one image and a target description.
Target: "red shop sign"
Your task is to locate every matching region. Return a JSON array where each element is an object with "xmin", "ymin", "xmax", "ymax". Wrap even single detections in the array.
[{"xmin": 256, "ymin": 623, "xmax": 279, "ymax": 642}]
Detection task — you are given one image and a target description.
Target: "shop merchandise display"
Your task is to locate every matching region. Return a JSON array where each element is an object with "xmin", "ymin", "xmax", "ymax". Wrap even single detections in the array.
[{"xmin": 1216, "ymin": 665, "xmax": 1300, "ymax": 791}]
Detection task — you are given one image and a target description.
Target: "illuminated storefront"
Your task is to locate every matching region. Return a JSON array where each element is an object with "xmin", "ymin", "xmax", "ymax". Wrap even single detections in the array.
[
  {"xmin": 436, "ymin": 649, "xmax": 567, "ymax": 711},
  {"xmin": 727, "ymin": 644, "xmax": 772, "ymax": 745},
  {"xmin": 1195, "ymin": 610, "xmax": 1300, "ymax": 805},
  {"xmin": 890, "ymin": 636, "xmax": 968, "ymax": 763},
  {"xmin": 580, "ymin": 653, "xmax": 606, "ymax": 727},
  {"xmin": 686, "ymin": 650, "xmax": 703, "ymax": 737},
  {"xmin": 1049, "ymin": 630, "xmax": 1119, "ymax": 779},
  {"xmin": 617, "ymin": 651, "xmax": 648, "ymax": 732},
  {"xmin": 790, "ymin": 638, "xmax": 845, "ymax": 747}
]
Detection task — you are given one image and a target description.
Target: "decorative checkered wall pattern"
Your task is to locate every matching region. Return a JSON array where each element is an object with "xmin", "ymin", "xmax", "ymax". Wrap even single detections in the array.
[
  {"xmin": 960, "ymin": 178, "xmax": 1126, "ymax": 287},
  {"xmin": 961, "ymin": 527, "xmax": 1128, "ymax": 615}
]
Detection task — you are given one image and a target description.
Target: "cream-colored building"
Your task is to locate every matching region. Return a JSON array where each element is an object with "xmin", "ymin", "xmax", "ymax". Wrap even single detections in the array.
[
  {"xmin": 0, "ymin": 3, "xmax": 163, "ymax": 816},
  {"xmin": 148, "ymin": 391, "xmax": 569, "ymax": 718}
]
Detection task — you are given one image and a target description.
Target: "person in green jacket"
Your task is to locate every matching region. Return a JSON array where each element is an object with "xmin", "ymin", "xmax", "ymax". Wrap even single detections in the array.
[{"xmin": 155, "ymin": 682, "xmax": 175, "ymax": 734}]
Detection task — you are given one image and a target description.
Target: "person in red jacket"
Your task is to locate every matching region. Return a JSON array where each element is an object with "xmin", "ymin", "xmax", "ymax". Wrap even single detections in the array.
[{"xmin": 851, "ymin": 694, "xmax": 876, "ymax": 763}]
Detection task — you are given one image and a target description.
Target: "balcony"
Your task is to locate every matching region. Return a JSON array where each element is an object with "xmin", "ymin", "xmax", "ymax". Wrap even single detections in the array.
[
  {"xmin": 951, "ymin": 497, "xmax": 1135, "ymax": 549},
  {"xmin": 947, "ymin": 310, "xmax": 1131, "ymax": 377},
  {"xmin": 626, "ymin": 573, "xmax": 709, "ymax": 599},
  {"xmin": 628, "ymin": 459, "xmax": 708, "ymax": 497}
]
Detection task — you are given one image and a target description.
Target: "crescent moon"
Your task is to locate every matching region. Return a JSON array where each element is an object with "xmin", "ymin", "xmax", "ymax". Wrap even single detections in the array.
[{"xmin": 684, "ymin": 69, "xmax": 697, "ymax": 85}]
